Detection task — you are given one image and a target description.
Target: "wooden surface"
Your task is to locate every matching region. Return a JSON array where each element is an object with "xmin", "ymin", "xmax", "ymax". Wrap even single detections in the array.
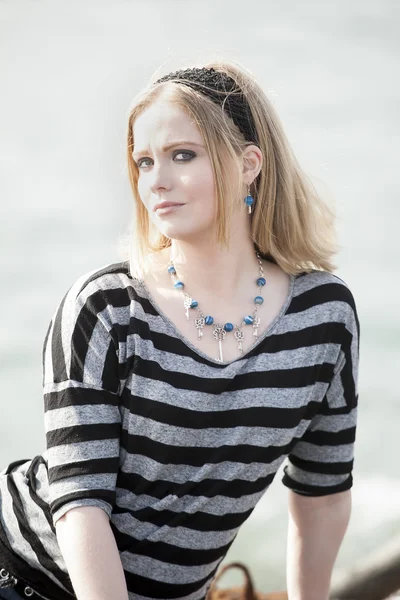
[
  {"xmin": 330, "ymin": 533, "xmax": 400, "ymax": 600},
  {"xmin": 208, "ymin": 534, "xmax": 400, "ymax": 600}
]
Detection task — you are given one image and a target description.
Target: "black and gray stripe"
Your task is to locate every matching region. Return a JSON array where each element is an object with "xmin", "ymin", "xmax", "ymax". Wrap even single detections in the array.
[{"xmin": 0, "ymin": 262, "xmax": 359, "ymax": 600}]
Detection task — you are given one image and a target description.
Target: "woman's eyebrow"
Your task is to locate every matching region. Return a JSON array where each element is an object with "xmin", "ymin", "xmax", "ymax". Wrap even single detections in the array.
[{"xmin": 133, "ymin": 141, "xmax": 204, "ymax": 158}]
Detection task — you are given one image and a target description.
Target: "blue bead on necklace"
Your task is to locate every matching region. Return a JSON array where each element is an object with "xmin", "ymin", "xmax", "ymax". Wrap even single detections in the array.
[{"xmin": 168, "ymin": 251, "xmax": 266, "ymax": 363}]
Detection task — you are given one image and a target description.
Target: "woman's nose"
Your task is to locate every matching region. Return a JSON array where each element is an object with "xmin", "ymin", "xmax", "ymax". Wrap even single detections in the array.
[{"xmin": 149, "ymin": 163, "xmax": 172, "ymax": 193}]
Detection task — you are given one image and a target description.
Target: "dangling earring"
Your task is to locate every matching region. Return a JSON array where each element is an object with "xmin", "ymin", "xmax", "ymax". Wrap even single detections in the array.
[{"xmin": 244, "ymin": 184, "xmax": 254, "ymax": 215}]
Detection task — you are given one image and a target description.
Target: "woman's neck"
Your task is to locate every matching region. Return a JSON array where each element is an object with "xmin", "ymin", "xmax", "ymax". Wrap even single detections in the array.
[{"xmin": 152, "ymin": 238, "xmax": 263, "ymax": 305}]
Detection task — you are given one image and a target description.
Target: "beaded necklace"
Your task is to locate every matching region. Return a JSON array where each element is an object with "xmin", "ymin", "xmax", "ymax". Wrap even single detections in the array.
[{"xmin": 167, "ymin": 250, "xmax": 266, "ymax": 363}]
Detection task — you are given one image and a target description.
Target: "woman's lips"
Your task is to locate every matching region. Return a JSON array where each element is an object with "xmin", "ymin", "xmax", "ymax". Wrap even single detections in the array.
[{"xmin": 154, "ymin": 204, "xmax": 184, "ymax": 216}]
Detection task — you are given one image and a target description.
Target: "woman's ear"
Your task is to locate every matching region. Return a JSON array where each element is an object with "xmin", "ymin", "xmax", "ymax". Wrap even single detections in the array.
[{"xmin": 242, "ymin": 144, "xmax": 263, "ymax": 185}]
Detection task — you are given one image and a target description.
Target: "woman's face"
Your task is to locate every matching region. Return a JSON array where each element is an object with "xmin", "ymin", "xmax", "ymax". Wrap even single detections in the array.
[{"xmin": 132, "ymin": 100, "xmax": 219, "ymax": 243}]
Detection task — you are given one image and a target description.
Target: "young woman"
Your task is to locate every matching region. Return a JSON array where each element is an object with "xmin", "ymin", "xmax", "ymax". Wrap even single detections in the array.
[{"xmin": 0, "ymin": 61, "xmax": 360, "ymax": 600}]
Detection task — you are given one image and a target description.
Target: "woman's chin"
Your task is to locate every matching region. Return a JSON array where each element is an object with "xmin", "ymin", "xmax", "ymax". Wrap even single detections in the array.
[{"xmin": 158, "ymin": 224, "xmax": 209, "ymax": 243}]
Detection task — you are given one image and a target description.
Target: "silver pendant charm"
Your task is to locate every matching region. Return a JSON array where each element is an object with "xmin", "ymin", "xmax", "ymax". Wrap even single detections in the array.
[
  {"xmin": 213, "ymin": 325, "xmax": 226, "ymax": 362},
  {"xmin": 195, "ymin": 316, "xmax": 205, "ymax": 339},
  {"xmin": 234, "ymin": 328, "xmax": 244, "ymax": 353},
  {"xmin": 184, "ymin": 295, "xmax": 192, "ymax": 320},
  {"xmin": 253, "ymin": 316, "xmax": 260, "ymax": 338}
]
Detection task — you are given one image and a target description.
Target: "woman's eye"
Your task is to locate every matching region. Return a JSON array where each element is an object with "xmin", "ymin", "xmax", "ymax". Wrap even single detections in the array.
[
  {"xmin": 174, "ymin": 151, "xmax": 195, "ymax": 161},
  {"xmin": 136, "ymin": 157, "xmax": 152, "ymax": 169},
  {"xmin": 136, "ymin": 151, "xmax": 195, "ymax": 169}
]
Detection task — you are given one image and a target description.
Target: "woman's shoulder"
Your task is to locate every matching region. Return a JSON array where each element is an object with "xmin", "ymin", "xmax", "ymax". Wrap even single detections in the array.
[
  {"xmin": 53, "ymin": 260, "xmax": 142, "ymax": 320},
  {"xmin": 293, "ymin": 268, "xmax": 358, "ymax": 317},
  {"xmin": 72, "ymin": 260, "xmax": 134, "ymax": 295}
]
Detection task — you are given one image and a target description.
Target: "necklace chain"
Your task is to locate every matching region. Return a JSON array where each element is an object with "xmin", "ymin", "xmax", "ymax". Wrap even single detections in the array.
[{"xmin": 168, "ymin": 250, "xmax": 266, "ymax": 363}]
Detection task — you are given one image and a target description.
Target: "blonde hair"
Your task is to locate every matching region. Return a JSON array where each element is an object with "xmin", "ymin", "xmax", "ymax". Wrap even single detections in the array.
[{"xmin": 123, "ymin": 60, "xmax": 338, "ymax": 279}]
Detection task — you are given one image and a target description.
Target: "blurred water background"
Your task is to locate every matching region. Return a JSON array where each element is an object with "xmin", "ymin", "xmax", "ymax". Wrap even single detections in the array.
[{"xmin": 0, "ymin": 0, "xmax": 399, "ymax": 592}]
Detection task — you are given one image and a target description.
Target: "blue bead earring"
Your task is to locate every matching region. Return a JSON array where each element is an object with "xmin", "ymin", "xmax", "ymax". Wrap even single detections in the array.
[{"xmin": 244, "ymin": 184, "xmax": 254, "ymax": 215}]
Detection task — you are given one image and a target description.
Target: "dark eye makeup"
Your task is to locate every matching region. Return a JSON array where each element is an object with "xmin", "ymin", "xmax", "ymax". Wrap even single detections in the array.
[{"xmin": 135, "ymin": 149, "xmax": 196, "ymax": 169}]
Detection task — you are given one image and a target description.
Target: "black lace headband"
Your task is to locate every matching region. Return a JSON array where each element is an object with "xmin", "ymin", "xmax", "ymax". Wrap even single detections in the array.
[{"xmin": 154, "ymin": 67, "xmax": 259, "ymax": 145}]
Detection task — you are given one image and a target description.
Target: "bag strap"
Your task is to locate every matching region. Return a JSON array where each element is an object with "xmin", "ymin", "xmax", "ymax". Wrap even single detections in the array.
[{"xmin": 208, "ymin": 562, "xmax": 256, "ymax": 600}]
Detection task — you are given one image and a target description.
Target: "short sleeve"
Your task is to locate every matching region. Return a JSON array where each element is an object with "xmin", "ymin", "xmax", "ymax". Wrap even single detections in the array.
[
  {"xmin": 282, "ymin": 285, "xmax": 360, "ymax": 496},
  {"xmin": 42, "ymin": 273, "xmax": 122, "ymax": 526}
]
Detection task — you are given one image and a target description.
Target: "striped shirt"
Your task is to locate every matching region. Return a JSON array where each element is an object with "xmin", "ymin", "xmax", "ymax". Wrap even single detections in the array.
[{"xmin": 0, "ymin": 260, "xmax": 360, "ymax": 600}]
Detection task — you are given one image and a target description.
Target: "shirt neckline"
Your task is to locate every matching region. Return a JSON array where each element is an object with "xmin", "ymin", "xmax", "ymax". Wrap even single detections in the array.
[{"xmin": 135, "ymin": 272, "xmax": 297, "ymax": 367}]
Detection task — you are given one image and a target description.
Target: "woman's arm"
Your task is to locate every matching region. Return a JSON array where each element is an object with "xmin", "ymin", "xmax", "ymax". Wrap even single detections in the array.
[
  {"xmin": 56, "ymin": 506, "xmax": 129, "ymax": 600},
  {"xmin": 286, "ymin": 489, "xmax": 352, "ymax": 600}
]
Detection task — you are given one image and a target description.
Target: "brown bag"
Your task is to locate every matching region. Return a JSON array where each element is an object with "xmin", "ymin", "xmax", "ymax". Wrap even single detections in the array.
[{"xmin": 206, "ymin": 562, "xmax": 288, "ymax": 600}]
